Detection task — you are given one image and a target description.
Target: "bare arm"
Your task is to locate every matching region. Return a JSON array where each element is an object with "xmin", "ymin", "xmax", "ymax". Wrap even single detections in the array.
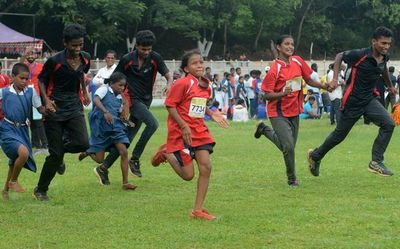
[
  {"xmin": 206, "ymin": 107, "xmax": 229, "ymax": 128},
  {"xmin": 94, "ymin": 96, "xmax": 113, "ymax": 124},
  {"xmin": 167, "ymin": 106, "xmax": 192, "ymax": 145},
  {"xmin": 329, "ymin": 52, "xmax": 344, "ymax": 89},
  {"xmin": 38, "ymin": 80, "xmax": 56, "ymax": 113},
  {"xmin": 383, "ymin": 65, "xmax": 398, "ymax": 95},
  {"xmin": 305, "ymin": 77, "xmax": 328, "ymax": 90},
  {"xmin": 265, "ymin": 87, "xmax": 292, "ymax": 101},
  {"xmin": 163, "ymin": 72, "xmax": 173, "ymax": 94}
]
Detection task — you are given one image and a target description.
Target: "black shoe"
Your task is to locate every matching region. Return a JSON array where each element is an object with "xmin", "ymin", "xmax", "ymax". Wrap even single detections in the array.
[
  {"xmin": 57, "ymin": 162, "xmax": 66, "ymax": 175},
  {"xmin": 254, "ymin": 122, "xmax": 266, "ymax": 139},
  {"xmin": 94, "ymin": 166, "xmax": 110, "ymax": 185},
  {"xmin": 33, "ymin": 187, "xmax": 49, "ymax": 201},
  {"xmin": 288, "ymin": 179, "xmax": 299, "ymax": 187},
  {"xmin": 307, "ymin": 149, "xmax": 320, "ymax": 176},
  {"xmin": 129, "ymin": 159, "xmax": 142, "ymax": 177},
  {"xmin": 368, "ymin": 161, "xmax": 394, "ymax": 176}
]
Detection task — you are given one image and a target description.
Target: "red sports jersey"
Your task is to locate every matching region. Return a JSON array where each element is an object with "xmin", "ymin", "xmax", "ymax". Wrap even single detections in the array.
[
  {"xmin": 0, "ymin": 73, "xmax": 11, "ymax": 120},
  {"xmin": 0, "ymin": 74, "xmax": 10, "ymax": 88},
  {"xmin": 164, "ymin": 74, "xmax": 215, "ymax": 153},
  {"xmin": 262, "ymin": 56, "xmax": 312, "ymax": 117}
]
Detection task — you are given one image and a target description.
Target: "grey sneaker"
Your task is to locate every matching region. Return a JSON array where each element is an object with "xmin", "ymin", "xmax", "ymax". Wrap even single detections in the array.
[
  {"xmin": 254, "ymin": 122, "xmax": 266, "ymax": 139},
  {"xmin": 33, "ymin": 187, "xmax": 49, "ymax": 201},
  {"xmin": 129, "ymin": 159, "xmax": 142, "ymax": 177},
  {"xmin": 288, "ymin": 179, "xmax": 299, "ymax": 187},
  {"xmin": 368, "ymin": 161, "xmax": 394, "ymax": 176},
  {"xmin": 307, "ymin": 149, "xmax": 320, "ymax": 176},
  {"xmin": 254, "ymin": 122, "xmax": 274, "ymax": 139}
]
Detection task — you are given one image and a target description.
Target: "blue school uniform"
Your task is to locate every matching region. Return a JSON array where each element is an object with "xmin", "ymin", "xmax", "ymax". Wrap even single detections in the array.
[
  {"xmin": 0, "ymin": 85, "xmax": 41, "ymax": 172},
  {"xmin": 87, "ymin": 86, "xmax": 129, "ymax": 153}
]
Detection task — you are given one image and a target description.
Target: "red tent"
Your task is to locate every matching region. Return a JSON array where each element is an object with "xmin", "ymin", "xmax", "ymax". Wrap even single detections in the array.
[{"xmin": 0, "ymin": 22, "xmax": 43, "ymax": 54}]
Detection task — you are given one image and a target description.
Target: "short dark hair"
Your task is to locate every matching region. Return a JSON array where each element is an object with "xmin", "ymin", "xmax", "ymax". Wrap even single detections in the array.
[
  {"xmin": 372, "ymin": 26, "xmax": 393, "ymax": 39},
  {"xmin": 311, "ymin": 63, "xmax": 318, "ymax": 71},
  {"xmin": 63, "ymin": 23, "xmax": 86, "ymax": 43},
  {"xmin": 237, "ymin": 98, "xmax": 245, "ymax": 105},
  {"xmin": 105, "ymin": 49, "xmax": 117, "ymax": 58},
  {"xmin": 12, "ymin": 63, "xmax": 29, "ymax": 75},
  {"xmin": 136, "ymin": 30, "xmax": 156, "ymax": 46},
  {"xmin": 389, "ymin": 66, "xmax": 395, "ymax": 73},
  {"xmin": 212, "ymin": 100, "xmax": 220, "ymax": 108},
  {"xmin": 276, "ymin": 34, "xmax": 293, "ymax": 46},
  {"xmin": 309, "ymin": 95, "xmax": 316, "ymax": 100},
  {"xmin": 108, "ymin": 72, "xmax": 127, "ymax": 85},
  {"xmin": 180, "ymin": 49, "xmax": 202, "ymax": 74}
]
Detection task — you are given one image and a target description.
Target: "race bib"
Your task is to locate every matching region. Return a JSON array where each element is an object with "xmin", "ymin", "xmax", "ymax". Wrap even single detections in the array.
[
  {"xmin": 285, "ymin": 76, "xmax": 302, "ymax": 92},
  {"xmin": 189, "ymin": 97, "xmax": 207, "ymax": 118}
]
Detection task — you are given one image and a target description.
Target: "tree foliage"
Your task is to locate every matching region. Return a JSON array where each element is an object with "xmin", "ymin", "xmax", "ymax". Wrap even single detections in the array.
[{"xmin": 1, "ymin": 0, "xmax": 400, "ymax": 59}]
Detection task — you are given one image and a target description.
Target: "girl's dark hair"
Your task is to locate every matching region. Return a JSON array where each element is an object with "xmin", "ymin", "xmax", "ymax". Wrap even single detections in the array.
[
  {"xmin": 108, "ymin": 72, "xmax": 127, "ymax": 85},
  {"xmin": 136, "ymin": 30, "xmax": 156, "ymax": 46},
  {"xmin": 180, "ymin": 49, "xmax": 202, "ymax": 74},
  {"xmin": 275, "ymin": 34, "xmax": 293, "ymax": 46},
  {"xmin": 12, "ymin": 63, "xmax": 29, "ymax": 75},
  {"xmin": 63, "ymin": 23, "xmax": 86, "ymax": 43}
]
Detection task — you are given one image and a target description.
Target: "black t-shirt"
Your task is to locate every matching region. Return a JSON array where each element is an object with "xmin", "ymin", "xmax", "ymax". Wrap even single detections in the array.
[
  {"xmin": 343, "ymin": 47, "xmax": 389, "ymax": 108},
  {"xmin": 38, "ymin": 49, "xmax": 91, "ymax": 121},
  {"xmin": 114, "ymin": 50, "xmax": 169, "ymax": 105}
]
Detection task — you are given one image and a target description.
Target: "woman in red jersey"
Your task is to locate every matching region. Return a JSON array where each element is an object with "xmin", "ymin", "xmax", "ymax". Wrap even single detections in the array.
[{"xmin": 254, "ymin": 35, "xmax": 329, "ymax": 187}]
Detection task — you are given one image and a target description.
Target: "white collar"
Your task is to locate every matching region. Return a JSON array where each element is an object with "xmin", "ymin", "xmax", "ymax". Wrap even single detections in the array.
[
  {"xmin": 107, "ymin": 85, "xmax": 122, "ymax": 99},
  {"xmin": 10, "ymin": 84, "xmax": 29, "ymax": 95}
]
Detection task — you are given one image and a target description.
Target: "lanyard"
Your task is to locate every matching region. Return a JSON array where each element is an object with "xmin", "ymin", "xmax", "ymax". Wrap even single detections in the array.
[{"xmin": 29, "ymin": 62, "xmax": 37, "ymax": 80}]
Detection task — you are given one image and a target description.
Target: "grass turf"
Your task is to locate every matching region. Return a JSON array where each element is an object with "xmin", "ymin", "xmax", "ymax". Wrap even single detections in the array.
[{"xmin": 0, "ymin": 108, "xmax": 399, "ymax": 248}]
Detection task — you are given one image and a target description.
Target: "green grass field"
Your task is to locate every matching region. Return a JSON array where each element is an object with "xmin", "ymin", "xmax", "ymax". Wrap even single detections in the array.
[{"xmin": 1, "ymin": 108, "xmax": 400, "ymax": 249}]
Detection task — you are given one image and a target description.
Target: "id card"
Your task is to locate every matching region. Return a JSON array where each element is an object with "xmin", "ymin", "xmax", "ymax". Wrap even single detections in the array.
[
  {"xmin": 189, "ymin": 97, "xmax": 207, "ymax": 118},
  {"xmin": 285, "ymin": 76, "xmax": 302, "ymax": 92}
]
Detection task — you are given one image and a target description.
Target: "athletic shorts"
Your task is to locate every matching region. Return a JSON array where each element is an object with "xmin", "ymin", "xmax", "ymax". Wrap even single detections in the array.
[{"xmin": 173, "ymin": 143, "xmax": 214, "ymax": 167}]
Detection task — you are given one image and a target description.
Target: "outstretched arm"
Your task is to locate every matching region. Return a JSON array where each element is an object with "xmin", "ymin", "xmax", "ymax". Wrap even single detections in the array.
[
  {"xmin": 383, "ymin": 64, "xmax": 398, "ymax": 95},
  {"xmin": 206, "ymin": 107, "xmax": 229, "ymax": 128},
  {"xmin": 329, "ymin": 52, "xmax": 344, "ymax": 89},
  {"xmin": 163, "ymin": 72, "xmax": 173, "ymax": 94}
]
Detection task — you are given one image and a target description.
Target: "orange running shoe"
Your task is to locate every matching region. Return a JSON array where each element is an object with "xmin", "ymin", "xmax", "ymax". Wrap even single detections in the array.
[
  {"xmin": 190, "ymin": 209, "xmax": 216, "ymax": 221},
  {"xmin": 8, "ymin": 181, "xmax": 25, "ymax": 193},
  {"xmin": 151, "ymin": 144, "xmax": 167, "ymax": 167}
]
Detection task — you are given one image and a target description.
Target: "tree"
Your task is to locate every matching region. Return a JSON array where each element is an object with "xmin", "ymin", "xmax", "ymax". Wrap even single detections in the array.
[{"xmin": 21, "ymin": 0, "xmax": 146, "ymax": 53}]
